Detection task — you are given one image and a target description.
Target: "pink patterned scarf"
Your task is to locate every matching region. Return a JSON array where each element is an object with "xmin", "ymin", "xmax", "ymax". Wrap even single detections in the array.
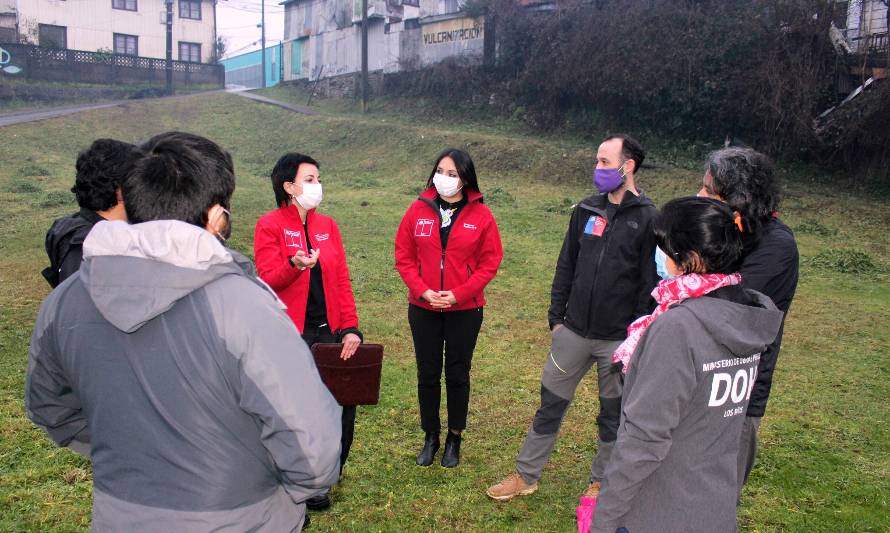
[{"xmin": 612, "ymin": 272, "xmax": 742, "ymax": 374}]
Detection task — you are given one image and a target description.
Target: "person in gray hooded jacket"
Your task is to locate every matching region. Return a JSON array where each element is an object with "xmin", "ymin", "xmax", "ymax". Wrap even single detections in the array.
[
  {"xmin": 25, "ymin": 132, "xmax": 341, "ymax": 533},
  {"xmin": 591, "ymin": 197, "xmax": 784, "ymax": 533}
]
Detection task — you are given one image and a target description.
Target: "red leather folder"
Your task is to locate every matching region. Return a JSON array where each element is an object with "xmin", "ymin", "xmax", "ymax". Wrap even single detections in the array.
[{"xmin": 310, "ymin": 343, "xmax": 383, "ymax": 406}]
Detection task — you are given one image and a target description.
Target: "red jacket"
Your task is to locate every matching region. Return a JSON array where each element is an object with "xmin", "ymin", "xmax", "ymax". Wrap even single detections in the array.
[
  {"xmin": 395, "ymin": 188, "xmax": 503, "ymax": 311},
  {"xmin": 254, "ymin": 205, "xmax": 358, "ymax": 334}
]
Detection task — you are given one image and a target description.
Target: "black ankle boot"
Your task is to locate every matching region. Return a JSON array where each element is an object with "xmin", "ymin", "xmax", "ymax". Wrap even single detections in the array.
[
  {"xmin": 441, "ymin": 431, "xmax": 462, "ymax": 468},
  {"xmin": 415, "ymin": 432, "xmax": 440, "ymax": 466}
]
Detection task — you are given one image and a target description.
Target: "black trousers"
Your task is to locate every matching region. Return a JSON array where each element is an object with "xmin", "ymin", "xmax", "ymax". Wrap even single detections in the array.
[
  {"xmin": 302, "ymin": 324, "xmax": 357, "ymax": 469},
  {"xmin": 408, "ymin": 304, "xmax": 484, "ymax": 434}
]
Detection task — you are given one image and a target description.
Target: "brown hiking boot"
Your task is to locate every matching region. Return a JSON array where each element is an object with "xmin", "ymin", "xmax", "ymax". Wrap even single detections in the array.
[
  {"xmin": 486, "ymin": 472, "xmax": 538, "ymax": 501},
  {"xmin": 582, "ymin": 480, "xmax": 602, "ymax": 499}
]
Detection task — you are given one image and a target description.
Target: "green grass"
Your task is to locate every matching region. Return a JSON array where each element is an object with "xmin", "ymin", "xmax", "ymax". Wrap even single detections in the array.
[
  {"xmin": 0, "ymin": 79, "xmax": 221, "ymax": 112},
  {"xmin": 0, "ymin": 89, "xmax": 888, "ymax": 532}
]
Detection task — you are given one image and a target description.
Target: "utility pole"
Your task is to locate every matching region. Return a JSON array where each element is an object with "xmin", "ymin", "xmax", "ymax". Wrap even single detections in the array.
[
  {"xmin": 361, "ymin": 0, "xmax": 368, "ymax": 112},
  {"xmin": 166, "ymin": 0, "xmax": 173, "ymax": 95},
  {"xmin": 260, "ymin": 0, "xmax": 267, "ymax": 88}
]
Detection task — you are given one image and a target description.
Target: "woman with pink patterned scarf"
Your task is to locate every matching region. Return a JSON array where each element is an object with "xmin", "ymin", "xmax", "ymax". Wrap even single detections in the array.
[{"xmin": 589, "ymin": 197, "xmax": 784, "ymax": 533}]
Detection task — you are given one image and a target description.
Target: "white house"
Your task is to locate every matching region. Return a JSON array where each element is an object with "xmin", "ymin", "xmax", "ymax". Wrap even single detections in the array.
[
  {"xmin": 844, "ymin": 0, "xmax": 888, "ymax": 52},
  {"xmin": 5, "ymin": 0, "xmax": 219, "ymax": 63}
]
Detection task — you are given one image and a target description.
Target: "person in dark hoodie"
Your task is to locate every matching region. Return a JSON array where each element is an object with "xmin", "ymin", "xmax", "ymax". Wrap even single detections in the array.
[
  {"xmin": 25, "ymin": 132, "xmax": 340, "ymax": 532},
  {"xmin": 488, "ymin": 134, "xmax": 658, "ymax": 501},
  {"xmin": 591, "ymin": 197, "xmax": 784, "ymax": 533},
  {"xmin": 697, "ymin": 147, "xmax": 799, "ymax": 497},
  {"xmin": 42, "ymin": 139, "xmax": 143, "ymax": 287}
]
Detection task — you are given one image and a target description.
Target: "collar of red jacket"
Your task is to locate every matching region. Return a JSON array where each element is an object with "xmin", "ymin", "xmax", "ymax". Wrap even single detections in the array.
[
  {"xmin": 419, "ymin": 186, "xmax": 483, "ymax": 203},
  {"xmin": 280, "ymin": 203, "xmax": 316, "ymax": 223}
]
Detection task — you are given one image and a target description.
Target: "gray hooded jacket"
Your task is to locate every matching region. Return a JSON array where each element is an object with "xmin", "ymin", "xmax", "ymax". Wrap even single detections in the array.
[
  {"xmin": 26, "ymin": 220, "xmax": 342, "ymax": 532},
  {"xmin": 592, "ymin": 286, "xmax": 783, "ymax": 533}
]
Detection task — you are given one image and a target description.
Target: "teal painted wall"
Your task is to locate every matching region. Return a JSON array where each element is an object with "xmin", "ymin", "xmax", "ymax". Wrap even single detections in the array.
[{"xmin": 220, "ymin": 44, "xmax": 282, "ymax": 88}]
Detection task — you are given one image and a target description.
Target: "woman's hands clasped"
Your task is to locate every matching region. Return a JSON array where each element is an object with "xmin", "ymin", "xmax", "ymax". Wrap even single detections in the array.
[{"xmin": 422, "ymin": 289, "xmax": 458, "ymax": 309}]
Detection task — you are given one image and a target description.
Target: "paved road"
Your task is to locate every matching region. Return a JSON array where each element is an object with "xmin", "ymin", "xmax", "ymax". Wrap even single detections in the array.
[
  {"xmin": 0, "ymin": 101, "xmax": 131, "ymax": 128},
  {"xmin": 0, "ymin": 89, "xmax": 312, "ymax": 128},
  {"xmin": 227, "ymin": 90, "xmax": 316, "ymax": 115}
]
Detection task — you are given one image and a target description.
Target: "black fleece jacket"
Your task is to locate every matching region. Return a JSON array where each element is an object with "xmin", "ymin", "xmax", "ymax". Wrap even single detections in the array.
[
  {"xmin": 42, "ymin": 208, "xmax": 104, "ymax": 288},
  {"xmin": 549, "ymin": 190, "xmax": 659, "ymax": 340},
  {"xmin": 740, "ymin": 218, "xmax": 799, "ymax": 417}
]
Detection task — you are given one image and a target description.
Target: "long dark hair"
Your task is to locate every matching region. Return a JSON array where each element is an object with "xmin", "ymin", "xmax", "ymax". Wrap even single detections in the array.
[
  {"xmin": 654, "ymin": 196, "xmax": 744, "ymax": 275},
  {"xmin": 426, "ymin": 148, "xmax": 481, "ymax": 194},
  {"xmin": 271, "ymin": 153, "xmax": 320, "ymax": 208}
]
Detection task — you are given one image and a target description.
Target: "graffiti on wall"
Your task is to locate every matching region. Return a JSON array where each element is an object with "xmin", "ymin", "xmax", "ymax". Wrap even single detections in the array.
[
  {"xmin": 0, "ymin": 46, "xmax": 23, "ymax": 74},
  {"xmin": 422, "ymin": 17, "xmax": 484, "ymax": 46}
]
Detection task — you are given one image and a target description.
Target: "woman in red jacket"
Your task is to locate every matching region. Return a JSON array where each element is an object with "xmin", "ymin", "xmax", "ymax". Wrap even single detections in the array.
[
  {"xmin": 395, "ymin": 148, "xmax": 503, "ymax": 468},
  {"xmin": 253, "ymin": 153, "xmax": 362, "ymax": 511}
]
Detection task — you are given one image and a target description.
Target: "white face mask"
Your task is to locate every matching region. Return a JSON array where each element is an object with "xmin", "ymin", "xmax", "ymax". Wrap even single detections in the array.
[
  {"xmin": 433, "ymin": 173, "xmax": 463, "ymax": 197},
  {"xmin": 293, "ymin": 182, "xmax": 323, "ymax": 210}
]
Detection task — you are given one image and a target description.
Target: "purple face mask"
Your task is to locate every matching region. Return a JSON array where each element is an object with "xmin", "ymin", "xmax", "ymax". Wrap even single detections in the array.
[{"xmin": 593, "ymin": 165, "xmax": 625, "ymax": 194}]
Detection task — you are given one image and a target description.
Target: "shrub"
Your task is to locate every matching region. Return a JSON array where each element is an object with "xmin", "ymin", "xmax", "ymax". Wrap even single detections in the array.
[
  {"xmin": 795, "ymin": 219, "xmax": 838, "ymax": 237},
  {"xmin": 19, "ymin": 164, "xmax": 50, "ymax": 177},
  {"xmin": 38, "ymin": 191, "xmax": 75, "ymax": 208},
  {"xmin": 809, "ymin": 248, "xmax": 878, "ymax": 274},
  {"xmin": 4, "ymin": 179, "xmax": 42, "ymax": 194},
  {"xmin": 485, "ymin": 186, "xmax": 515, "ymax": 206}
]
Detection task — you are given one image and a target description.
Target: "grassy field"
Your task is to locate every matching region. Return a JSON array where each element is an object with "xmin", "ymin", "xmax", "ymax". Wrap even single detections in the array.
[
  {"xmin": 0, "ymin": 79, "xmax": 221, "ymax": 112},
  {"xmin": 0, "ymin": 89, "xmax": 888, "ymax": 532}
]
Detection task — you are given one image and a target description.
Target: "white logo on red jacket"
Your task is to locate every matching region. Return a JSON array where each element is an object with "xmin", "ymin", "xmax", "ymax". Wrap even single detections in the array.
[
  {"xmin": 415, "ymin": 219, "xmax": 435, "ymax": 237},
  {"xmin": 463, "ymin": 222, "xmax": 477, "ymax": 230},
  {"xmin": 284, "ymin": 229, "xmax": 303, "ymax": 248},
  {"xmin": 315, "ymin": 233, "xmax": 330, "ymax": 242}
]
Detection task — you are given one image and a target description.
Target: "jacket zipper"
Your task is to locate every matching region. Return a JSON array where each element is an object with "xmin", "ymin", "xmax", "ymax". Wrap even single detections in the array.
[
  {"xmin": 585, "ymin": 204, "xmax": 619, "ymax": 336},
  {"xmin": 419, "ymin": 197, "xmax": 447, "ymax": 310},
  {"xmin": 419, "ymin": 195, "xmax": 467, "ymax": 311}
]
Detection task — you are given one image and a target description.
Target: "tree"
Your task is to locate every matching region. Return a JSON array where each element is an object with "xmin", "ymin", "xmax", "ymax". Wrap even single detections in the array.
[{"xmin": 211, "ymin": 36, "xmax": 228, "ymax": 64}]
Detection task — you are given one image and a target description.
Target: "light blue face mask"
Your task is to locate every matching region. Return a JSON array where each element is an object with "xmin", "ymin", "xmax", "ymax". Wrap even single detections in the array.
[{"xmin": 654, "ymin": 246, "xmax": 675, "ymax": 280}]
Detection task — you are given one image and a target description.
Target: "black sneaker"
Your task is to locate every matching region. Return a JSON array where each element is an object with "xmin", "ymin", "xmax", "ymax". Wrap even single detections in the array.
[{"xmin": 306, "ymin": 493, "xmax": 331, "ymax": 511}]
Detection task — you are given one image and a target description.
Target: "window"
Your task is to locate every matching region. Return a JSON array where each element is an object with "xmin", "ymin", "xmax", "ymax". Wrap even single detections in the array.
[
  {"xmin": 38, "ymin": 24, "xmax": 67, "ymax": 49},
  {"xmin": 113, "ymin": 33, "xmax": 138, "ymax": 56},
  {"xmin": 112, "ymin": 0, "xmax": 137, "ymax": 11},
  {"xmin": 179, "ymin": 42, "xmax": 201, "ymax": 63},
  {"xmin": 179, "ymin": 0, "xmax": 201, "ymax": 20},
  {"xmin": 440, "ymin": 0, "xmax": 459, "ymax": 14}
]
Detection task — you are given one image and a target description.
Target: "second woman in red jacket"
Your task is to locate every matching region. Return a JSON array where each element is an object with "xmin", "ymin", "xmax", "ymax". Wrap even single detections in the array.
[
  {"xmin": 395, "ymin": 148, "xmax": 503, "ymax": 468},
  {"xmin": 253, "ymin": 153, "xmax": 361, "ymax": 511}
]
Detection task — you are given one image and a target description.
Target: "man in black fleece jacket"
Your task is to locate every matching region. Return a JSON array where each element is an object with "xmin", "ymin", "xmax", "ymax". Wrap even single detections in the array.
[
  {"xmin": 698, "ymin": 147, "xmax": 800, "ymax": 497},
  {"xmin": 488, "ymin": 134, "xmax": 659, "ymax": 501}
]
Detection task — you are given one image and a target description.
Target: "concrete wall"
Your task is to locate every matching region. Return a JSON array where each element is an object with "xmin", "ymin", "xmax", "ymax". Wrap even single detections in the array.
[
  {"xmin": 283, "ymin": 0, "xmax": 353, "ymax": 40},
  {"xmin": 283, "ymin": 17, "xmax": 390, "ymax": 81},
  {"xmin": 417, "ymin": 15, "xmax": 484, "ymax": 67},
  {"xmin": 280, "ymin": 0, "xmax": 483, "ymax": 83},
  {"xmin": 419, "ymin": 0, "xmax": 461, "ymax": 19},
  {"xmin": 15, "ymin": 0, "xmax": 216, "ymax": 62}
]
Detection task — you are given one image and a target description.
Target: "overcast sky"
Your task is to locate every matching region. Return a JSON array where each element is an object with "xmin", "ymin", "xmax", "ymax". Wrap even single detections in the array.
[{"xmin": 216, "ymin": 0, "xmax": 285, "ymax": 59}]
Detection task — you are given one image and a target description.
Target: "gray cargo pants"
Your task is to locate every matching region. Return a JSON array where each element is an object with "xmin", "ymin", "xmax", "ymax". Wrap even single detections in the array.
[{"xmin": 516, "ymin": 325, "xmax": 623, "ymax": 484}]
